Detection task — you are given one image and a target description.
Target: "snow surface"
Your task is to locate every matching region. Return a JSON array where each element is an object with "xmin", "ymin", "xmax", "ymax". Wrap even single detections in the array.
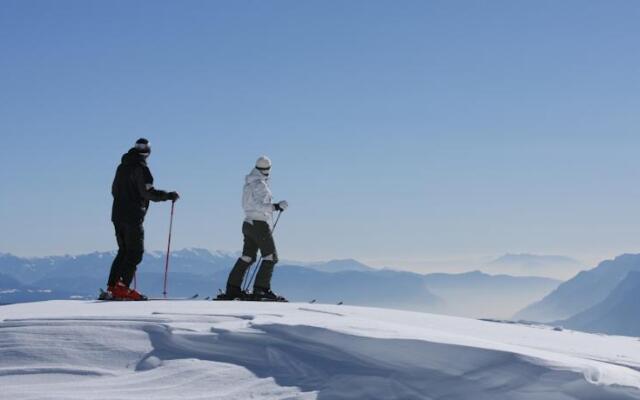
[{"xmin": 1, "ymin": 301, "xmax": 640, "ymax": 400}]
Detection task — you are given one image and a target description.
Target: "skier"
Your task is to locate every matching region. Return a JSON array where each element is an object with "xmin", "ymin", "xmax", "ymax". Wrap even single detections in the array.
[
  {"xmin": 220, "ymin": 156, "xmax": 288, "ymax": 301},
  {"xmin": 103, "ymin": 138, "xmax": 179, "ymax": 300}
]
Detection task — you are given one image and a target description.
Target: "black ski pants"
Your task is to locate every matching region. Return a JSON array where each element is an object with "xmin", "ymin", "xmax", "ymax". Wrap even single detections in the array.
[
  {"xmin": 108, "ymin": 221, "xmax": 144, "ymax": 287},
  {"xmin": 227, "ymin": 220, "xmax": 278, "ymax": 290}
]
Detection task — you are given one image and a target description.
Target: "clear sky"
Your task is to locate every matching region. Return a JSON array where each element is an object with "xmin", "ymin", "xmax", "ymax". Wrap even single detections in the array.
[{"xmin": 1, "ymin": 0, "xmax": 639, "ymax": 272}]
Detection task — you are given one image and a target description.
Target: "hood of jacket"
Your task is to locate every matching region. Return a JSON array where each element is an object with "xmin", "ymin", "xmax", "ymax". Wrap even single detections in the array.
[
  {"xmin": 121, "ymin": 148, "xmax": 148, "ymax": 166},
  {"xmin": 245, "ymin": 168, "xmax": 269, "ymax": 184}
]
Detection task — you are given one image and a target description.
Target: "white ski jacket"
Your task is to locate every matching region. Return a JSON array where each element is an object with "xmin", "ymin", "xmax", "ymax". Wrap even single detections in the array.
[{"xmin": 242, "ymin": 168, "xmax": 275, "ymax": 223}]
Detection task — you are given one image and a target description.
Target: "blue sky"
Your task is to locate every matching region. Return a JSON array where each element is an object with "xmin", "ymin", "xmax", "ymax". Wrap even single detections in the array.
[{"xmin": 1, "ymin": 0, "xmax": 639, "ymax": 272}]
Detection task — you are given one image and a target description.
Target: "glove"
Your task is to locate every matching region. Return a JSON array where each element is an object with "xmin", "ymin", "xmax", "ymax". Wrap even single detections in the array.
[
  {"xmin": 167, "ymin": 191, "xmax": 180, "ymax": 202},
  {"xmin": 273, "ymin": 200, "xmax": 288, "ymax": 212}
]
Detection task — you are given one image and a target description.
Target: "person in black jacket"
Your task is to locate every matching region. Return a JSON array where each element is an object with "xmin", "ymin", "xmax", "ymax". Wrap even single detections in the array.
[{"xmin": 105, "ymin": 138, "xmax": 179, "ymax": 300}]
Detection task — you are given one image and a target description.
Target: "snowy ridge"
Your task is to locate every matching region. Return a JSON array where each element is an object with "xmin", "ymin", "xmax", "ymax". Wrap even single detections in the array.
[
  {"xmin": 515, "ymin": 253, "xmax": 640, "ymax": 323},
  {"xmin": 1, "ymin": 301, "xmax": 640, "ymax": 399}
]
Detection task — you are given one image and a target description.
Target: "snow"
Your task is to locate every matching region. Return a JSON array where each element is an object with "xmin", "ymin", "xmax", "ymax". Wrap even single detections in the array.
[
  {"xmin": 1, "ymin": 301, "xmax": 640, "ymax": 399},
  {"xmin": 209, "ymin": 249, "xmax": 241, "ymax": 258}
]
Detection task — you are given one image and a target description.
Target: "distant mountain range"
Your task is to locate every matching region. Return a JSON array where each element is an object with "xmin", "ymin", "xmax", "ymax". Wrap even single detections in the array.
[
  {"xmin": 557, "ymin": 271, "xmax": 640, "ymax": 337},
  {"xmin": 0, "ymin": 272, "xmax": 78, "ymax": 304},
  {"xmin": 0, "ymin": 249, "xmax": 561, "ymax": 319},
  {"xmin": 514, "ymin": 253, "xmax": 640, "ymax": 324},
  {"xmin": 294, "ymin": 258, "xmax": 375, "ymax": 273},
  {"xmin": 480, "ymin": 253, "xmax": 585, "ymax": 280}
]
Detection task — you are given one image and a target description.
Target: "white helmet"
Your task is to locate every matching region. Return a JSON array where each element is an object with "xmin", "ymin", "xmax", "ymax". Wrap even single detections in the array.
[{"xmin": 255, "ymin": 156, "xmax": 272, "ymax": 171}]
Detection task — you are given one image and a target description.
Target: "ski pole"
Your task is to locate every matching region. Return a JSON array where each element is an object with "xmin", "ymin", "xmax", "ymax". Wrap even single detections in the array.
[
  {"xmin": 243, "ymin": 211, "xmax": 282, "ymax": 292},
  {"xmin": 163, "ymin": 200, "xmax": 176, "ymax": 298}
]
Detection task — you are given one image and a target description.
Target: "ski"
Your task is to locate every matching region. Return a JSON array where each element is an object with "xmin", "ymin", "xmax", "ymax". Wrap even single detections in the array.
[
  {"xmin": 212, "ymin": 290, "xmax": 288, "ymax": 302},
  {"xmin": 98, "ymin": 289, "xmax": 199, "ymax": 301},
  {"xmin": 97, "ymin": 288, "xmax": 112, "ymax": 300},
  {"xmin": 212, "ymin": 297, "xmax": 288, "ymax": 303},
  {"xmin": 211, "ymin": 299, "xmax": 289, "ymax": 303},
  {"xmin": 148, "ymin": 294, "xmax": 199, "ymax": 301}
]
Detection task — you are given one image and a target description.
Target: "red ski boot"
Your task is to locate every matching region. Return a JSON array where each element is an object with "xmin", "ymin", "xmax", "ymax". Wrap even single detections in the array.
[{"xmin": 110, "ymin": 282, "xmax": 148, "ymax": 301}]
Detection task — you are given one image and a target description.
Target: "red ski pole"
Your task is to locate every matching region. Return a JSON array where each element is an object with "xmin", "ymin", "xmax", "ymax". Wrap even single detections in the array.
[{"xmin": 163, "ymin": 200, "xmax": 176, "ymax": 298}]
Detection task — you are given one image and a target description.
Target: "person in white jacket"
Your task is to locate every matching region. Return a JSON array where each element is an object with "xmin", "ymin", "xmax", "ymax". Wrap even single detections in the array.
[{"xmin": 221, "ymin": 156, "xmax": 288, "ymax": 301}]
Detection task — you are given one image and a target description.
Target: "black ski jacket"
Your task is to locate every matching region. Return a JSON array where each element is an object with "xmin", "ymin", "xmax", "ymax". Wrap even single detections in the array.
[{"xmin": 111, "ymin": 149, "xmax": 170, "ymax": 223}]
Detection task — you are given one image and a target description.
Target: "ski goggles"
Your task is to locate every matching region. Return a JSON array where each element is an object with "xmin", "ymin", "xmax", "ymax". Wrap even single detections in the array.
[{"xmin": 135, "ymin": 142, "xmax": 151, "ymax": 154}]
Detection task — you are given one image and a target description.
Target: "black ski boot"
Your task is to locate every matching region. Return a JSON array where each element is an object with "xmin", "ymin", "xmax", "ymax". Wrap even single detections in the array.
[
  {"xmin": 252, "ymin": 287, "xmax": 288, "ymax": 302},
  {"xmin": 216, "ymin": 285, "xmax": 249, "ymax": 300}
]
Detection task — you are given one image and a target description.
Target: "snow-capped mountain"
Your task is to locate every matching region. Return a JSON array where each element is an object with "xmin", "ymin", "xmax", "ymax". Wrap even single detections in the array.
[
  {"xmin": 290, "ymin": 258, "xmax": 375, "ymax": 273},
  {"xmin": 557, "ymin": 271, "xmax": 640, "ymax": 337},
  {"xmin": 482, "ymin": 253, "xmax": 585, "ymax": 280},
  {"xmin": 1, "ymin": 300, "xmax": 640, "ymax": 399},
  {"xmin": 515, "ymin": 254, "xmax": 640, "ymax": 322}
]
